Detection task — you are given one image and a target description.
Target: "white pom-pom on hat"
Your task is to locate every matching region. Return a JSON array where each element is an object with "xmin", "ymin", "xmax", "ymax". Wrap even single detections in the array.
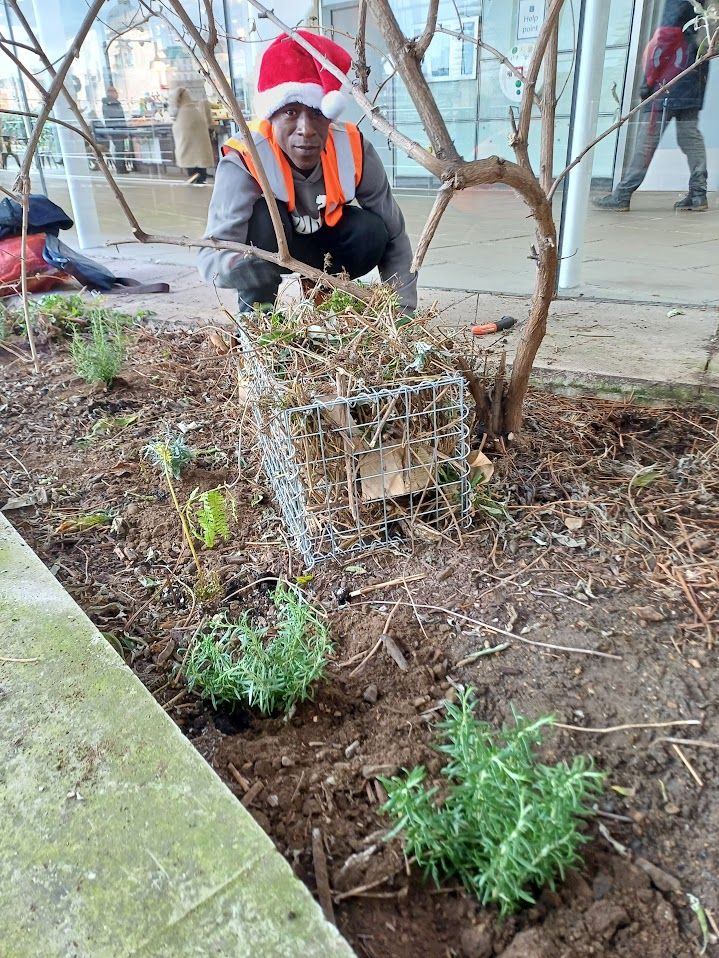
[{"xmin": 320, "ymin": 89, "xmax": 348, "ymax": 121}]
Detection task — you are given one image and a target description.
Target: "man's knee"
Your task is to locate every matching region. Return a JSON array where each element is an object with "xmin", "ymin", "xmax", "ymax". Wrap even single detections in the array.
[
  {"xmin": 247, "ymin": 198, "xmax": 293, "ymax": 253},
  {"xmin": 353, "ymin": 207, "xmax": 389, "ymax": 259},
  {"xmin": 329, "ymin": 207, "xmax": 389, "ymax": 277}
]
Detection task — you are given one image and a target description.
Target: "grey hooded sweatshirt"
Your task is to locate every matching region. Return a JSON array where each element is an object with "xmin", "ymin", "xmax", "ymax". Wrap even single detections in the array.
[{"xmin": 198, "ymin": 132, "xmax": 418, "ymax": 310}]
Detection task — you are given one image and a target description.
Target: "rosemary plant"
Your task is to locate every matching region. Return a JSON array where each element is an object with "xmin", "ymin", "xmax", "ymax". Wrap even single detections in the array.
[
  {"xmin": 70, "ymin": 311, "xmax": 126, "ymax": 385},
  {"xmin": 380, "ymin": 688, "xmax": 604, "ymax": 916},
  {"xmin": 184, "ymin": 584, "xmax": 332, "ymax": 715}
]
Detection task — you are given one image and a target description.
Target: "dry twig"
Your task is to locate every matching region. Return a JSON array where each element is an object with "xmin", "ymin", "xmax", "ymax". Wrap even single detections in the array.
[
  {"xmin": 311, "ymin": 827, "xmax": 336, "ymax": 924},
  {"xmin": 671, "ymin": 742, "xmax": 704, "ymax": 787},
  {"xmin": 555, "ymin": 719, "xmax": 701, "ymax": 735}
]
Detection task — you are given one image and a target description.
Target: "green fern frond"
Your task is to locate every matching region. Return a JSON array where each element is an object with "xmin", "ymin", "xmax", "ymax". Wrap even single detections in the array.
[{"xmin": 195, "ymin": 489, "xmax": 231, "ymax": 549}]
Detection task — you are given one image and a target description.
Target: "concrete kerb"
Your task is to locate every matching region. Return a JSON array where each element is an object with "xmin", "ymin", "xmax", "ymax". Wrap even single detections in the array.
[{"xmin": 0, "ymin": 514, "xmax": 354, "ymax": 958}]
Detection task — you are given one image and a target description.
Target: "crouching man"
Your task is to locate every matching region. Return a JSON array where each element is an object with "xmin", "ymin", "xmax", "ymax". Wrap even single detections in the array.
[{"xmin": 198, "ymin": 30, "xmax": 417, "ymax": 313}]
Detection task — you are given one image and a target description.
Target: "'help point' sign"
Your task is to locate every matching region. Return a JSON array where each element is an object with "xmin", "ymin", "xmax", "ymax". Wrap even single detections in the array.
[{"xmin": 517, "ymin": 0, "xmax": 546, "ymax": 41}]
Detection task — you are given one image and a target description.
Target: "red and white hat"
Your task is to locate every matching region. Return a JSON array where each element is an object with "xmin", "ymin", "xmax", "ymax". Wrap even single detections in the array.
[{"xmin": 255, "ymin": 30, "xmax": 352, "ymax": 122}]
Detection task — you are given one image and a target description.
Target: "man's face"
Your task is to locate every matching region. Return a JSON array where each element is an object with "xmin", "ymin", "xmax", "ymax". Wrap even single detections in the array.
[{"xmin": 271, "ymin": 102, "xmax": 330, "ymax": 171}]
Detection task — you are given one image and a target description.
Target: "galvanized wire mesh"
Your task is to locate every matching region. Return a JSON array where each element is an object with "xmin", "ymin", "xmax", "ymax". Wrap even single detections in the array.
[{"xmin": 237, "ymin": 324, "xmax": 471, "ymax": 568}]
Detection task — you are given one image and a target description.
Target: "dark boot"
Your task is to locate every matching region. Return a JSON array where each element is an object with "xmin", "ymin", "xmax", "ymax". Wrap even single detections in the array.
[
  {"xmin": 592, "ymin": 193, "xmax": 630, "ymax": 212},
  {"xmin": 674, "ymin": 193, "xmax": 708, "ymax": 212}
]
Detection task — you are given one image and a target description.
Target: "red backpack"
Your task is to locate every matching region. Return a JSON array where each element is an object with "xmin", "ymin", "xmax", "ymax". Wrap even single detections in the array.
[{"xmin": 642, "ymin": 26, "xmax": 693, "ymax": 91}]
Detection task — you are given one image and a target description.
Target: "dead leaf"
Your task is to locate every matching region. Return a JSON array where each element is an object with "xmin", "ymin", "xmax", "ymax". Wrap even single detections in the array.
[
  {"xmin": 109, "ymin": 462, "xmax": 134, "ymax": 476},
  {"xmin": 633, "ymin": 605, "xmax": 665, "ymax": 623},
  {"xmin": 360, "ymin": 446, "xmax": 435, "ymax": 500},
  {"xmin": 1, "ymin": 487, "xmax": 48, "ymax": 511},
  {"xmin": 2, "ymin": 493, "xmax": 36, "ymax": 511},
  {"xmin": 552, "ymin": 532, "xmax": 587, "ymax": 549},
  {"xmin": 468, "ymin": 450, "xmax": 494, "ymax": 484},
  {"xmin": 207, "ymin": 328, "xmax": 237, "ymax": 354},
  {"xmin": 110, "ymin": 516, "xmax": 124, "ymax": 534},
  {"xmin": 382, "ymin": 635, "xmax": 408, "ymax": 671}
]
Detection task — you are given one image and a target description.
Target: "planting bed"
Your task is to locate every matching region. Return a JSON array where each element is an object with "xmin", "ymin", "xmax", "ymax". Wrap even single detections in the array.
[{"xmin": 2, "ymin": 320, "xmax": 718, "ymax": 957}]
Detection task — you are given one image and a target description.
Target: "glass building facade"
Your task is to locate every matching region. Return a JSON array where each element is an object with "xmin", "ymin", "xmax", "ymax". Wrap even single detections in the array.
[
  {"xmin": 325, "ymin": 0, "xmax": 636, "ymax": 186},
  {"xmin": 0, "ymin": 0, "xmax": 716, "ymax": 304}
]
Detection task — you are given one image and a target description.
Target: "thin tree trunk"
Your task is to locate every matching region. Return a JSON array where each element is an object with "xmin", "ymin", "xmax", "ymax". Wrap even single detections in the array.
[
  {"xmin": 354, "ymin": 0, "xmax": 370, "ymax": 93},
  {"xmin": 411, "ymin": 183, "xmax": 453, "ymax": 273},
  {"xmin": 18, "ymin": 179, "xmax": 38, "ymax": 373},
  {"xmin": 414, "ymin": 0, "xmax": 439, "ymax": 60},
  {"xmin": 515, "ymin": 0, "xmax": 566, "ymax": 169},
  {"xmin": 540, "ymin": 21, "xmax": 559, "ymax": 194},
  {"xmin": 503, "ymin": 213, "xmax": 557, "ymax": 436}
]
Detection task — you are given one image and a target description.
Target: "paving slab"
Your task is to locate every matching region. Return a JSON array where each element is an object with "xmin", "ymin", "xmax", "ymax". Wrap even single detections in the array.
[
  {"xmin": 0, "ymin": 514, "xmax": 353, "ymax": 958},
  {"xmin": 429, "ymin": 291, "xmax": 716, "ymax": 402}
]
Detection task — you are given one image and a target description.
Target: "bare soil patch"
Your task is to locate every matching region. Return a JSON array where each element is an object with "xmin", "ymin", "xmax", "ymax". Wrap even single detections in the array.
[{"xmin": 2, "ymin": 323, "xmax": 717, "ymax": 957}]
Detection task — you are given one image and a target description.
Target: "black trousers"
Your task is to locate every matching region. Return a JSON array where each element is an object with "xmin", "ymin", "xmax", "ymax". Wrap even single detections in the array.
[{"xmin": 235, "ymin": 199, "xmax": 389, "ymax": 310}]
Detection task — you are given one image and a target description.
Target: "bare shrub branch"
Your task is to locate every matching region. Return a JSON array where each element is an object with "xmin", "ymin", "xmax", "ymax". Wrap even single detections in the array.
[
  {"xmin": 413, "ymin": 0, "xmax": 439, "ymax": 61},
  {"xmin": 354, "ymin": 0, "xmax": 370, "ymax": 93}
]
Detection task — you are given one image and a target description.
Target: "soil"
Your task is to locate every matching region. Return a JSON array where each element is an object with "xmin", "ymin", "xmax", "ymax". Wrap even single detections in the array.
[{"xmin": 2, "ymin": 319, "xmax": 718, "ymax": 958}]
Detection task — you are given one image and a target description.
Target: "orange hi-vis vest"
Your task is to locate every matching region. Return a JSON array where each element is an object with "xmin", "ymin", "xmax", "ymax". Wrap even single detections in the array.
[{"xmin": 222, "ymin": 119, "xmax": 363, "ymax": 227}]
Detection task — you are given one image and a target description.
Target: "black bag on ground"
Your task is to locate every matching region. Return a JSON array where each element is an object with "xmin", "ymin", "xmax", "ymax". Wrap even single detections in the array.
[
  {"xmin": 0, "ymin": 194, "xmax": 73, "ymax": 239},
  {"xmin": 43, "ymin": 236, "xmax": 170, "ymax": 294},
  {"xmin": 0, "ymin": 193, "xmax": 170, "ymax": 294}
]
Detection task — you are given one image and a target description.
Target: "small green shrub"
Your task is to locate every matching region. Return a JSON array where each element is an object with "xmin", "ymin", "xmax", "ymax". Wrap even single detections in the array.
[
  {"xmin": 31, "ymin": 293, "xmax": 149, "ymax": 334},
  {"xmin": 184, "ymin": 584, "xmax": 332, "ymax": 715},
  {"xmin": 143, "ymin": 433, "xmax": 195, "ymax": 479},
  {"xmin": 33, "ymin": 293, "xmax": 93, "ymax": 330},
  {"xmin": 315, "ymin": 287, "xmax": 366, "ymax": 313},
  {"xmin": 70, "ymin": 311, "xmax": 126, "ymax": 384},
  {"xmin": 380, "ymin": 688, "xmax": 604, "ymax": 916}
]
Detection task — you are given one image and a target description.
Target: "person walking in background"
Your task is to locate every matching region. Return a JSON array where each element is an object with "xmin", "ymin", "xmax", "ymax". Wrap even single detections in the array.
[
  {"xmin": 169, "ymin": 87, "xmax": 215, "ymax": 185},
  {"xmin": 593, "ymin": 0, "xmax": 709, "ymax": 213},
  {"xmin": 101, "ymin": 86, "xmax": 131, "ymax": 173}
]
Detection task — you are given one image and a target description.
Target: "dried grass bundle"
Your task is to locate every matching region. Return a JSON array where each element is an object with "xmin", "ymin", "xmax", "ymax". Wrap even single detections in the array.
[{"xmin": 240, "ymin": 285, "xmax": 462, "ymax": 400}]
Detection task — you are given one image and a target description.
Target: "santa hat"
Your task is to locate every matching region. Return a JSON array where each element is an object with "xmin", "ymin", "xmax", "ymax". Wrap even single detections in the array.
[{"xmin": 255, "ymin": 30, "xmax": 352, "ymax": 122}]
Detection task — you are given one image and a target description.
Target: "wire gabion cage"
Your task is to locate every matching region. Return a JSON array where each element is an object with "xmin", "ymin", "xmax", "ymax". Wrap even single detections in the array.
[{"xmin": 237, "ymin": 323, "xmax": 472, "ymax": 568}]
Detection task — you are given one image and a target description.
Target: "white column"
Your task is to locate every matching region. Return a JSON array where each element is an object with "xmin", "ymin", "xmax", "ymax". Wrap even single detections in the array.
[
  {"xmin": 558, "ymin": 0, "xmax": 612, "ymax": 289},
  {"xmin": 30, "ymin": 0, "xmax": 103, "ymax": 249}
]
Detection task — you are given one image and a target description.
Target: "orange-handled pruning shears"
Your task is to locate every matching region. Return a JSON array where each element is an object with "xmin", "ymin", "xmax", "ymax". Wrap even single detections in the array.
[{"xmin": 472, "ymin": 315, "xmax": 517, "ymax": 337}]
